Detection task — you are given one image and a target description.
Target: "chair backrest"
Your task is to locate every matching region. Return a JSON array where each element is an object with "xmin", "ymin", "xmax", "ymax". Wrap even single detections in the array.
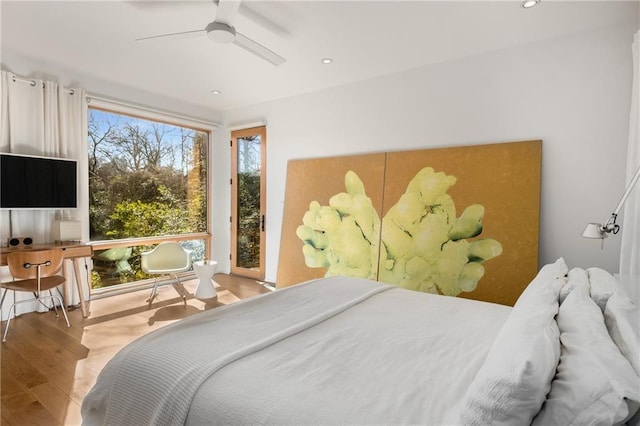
[
  {"xmin": 7, "ymin": 249, "xmax": 64, "ymax": 280},
  {"xmin": 141, "ymin": 242, "xmax": 192, "ymax": 274}
]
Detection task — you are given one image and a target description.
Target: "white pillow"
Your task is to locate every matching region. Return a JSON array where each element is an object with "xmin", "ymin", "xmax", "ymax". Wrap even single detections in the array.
[
  {"xmin": 588, "ymin": 267, "xmax": 620, "ymax": 311},
  {"xmin": 532, "ymin": 285, "xmax": 640, "ymax": 425},
  {"xmin": 458, "ymin": 258, "xmax": 568, "ymax": 425},
  {"xmin": 605, "ymin": 288, "xmax": 640, "ymax": 376},
  {"xmin": 516, "ymin": 257, "xmax": 568, "ymax": 307},
  {"xmin": 559, "ymin": 267, "xmax": 589, "ymax": 304}
]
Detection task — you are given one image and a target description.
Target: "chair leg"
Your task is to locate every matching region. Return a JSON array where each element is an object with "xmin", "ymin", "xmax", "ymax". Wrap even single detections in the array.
[
  {"xmin": 51, "ymin": 295, "xmax": 71, "ymax": 328},
  {"xmin": 146, "ymin": 279, "xmax": 159, "ymax": 308},
  {"xmin": 0, "ymin": 288, "xmax": 8, "ymax": 307},
  {"xmin": 49, "ymin": 290, "xmax": 60, "ymax": 318},
  {"xmin": 1, "ymin": 293, "xmax": 71, "ymax": 342},
  {"xmin": 146, "ymin": 275, "xmax": 189, "ymax": 308},
  {"xmin": 2, "ymin": 303, "xmax": 16, "ymax": 342},
  {"xmin": 0, "ymin": 288, "xmax": 7, "ymax": 327},
  {"xmin": 170, "ymin": 274, "xmax": 188, "ymax": 307},
  {"xmin": 55, "ymin": 287, "xmax": 67, "ymax": 309},
  {"xmin": 170, "ymin": 283, "xmax": 188, "ymax": 307},
  {"xmin": 1, "ymin": 290, "xmax": 14, "ymax": 342}
]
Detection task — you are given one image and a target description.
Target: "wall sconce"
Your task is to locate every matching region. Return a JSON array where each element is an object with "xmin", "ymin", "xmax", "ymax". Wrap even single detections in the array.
[{"xmin": 583, "ymin": 165, "xmax": 640, "ymax": 239}]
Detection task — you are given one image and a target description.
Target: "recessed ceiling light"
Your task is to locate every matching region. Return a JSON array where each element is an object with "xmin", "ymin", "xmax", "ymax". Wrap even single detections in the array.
[
  {"xmin": 211, "ymin": 90, "xmax": 221, "ymax": 95},
  {"xmin": 321, "ymin": 58, "xmax": 333, "ymax": 65},
  {"xmin": 521, "ymin": 0, "xmax": 540, "ymax": 8}
]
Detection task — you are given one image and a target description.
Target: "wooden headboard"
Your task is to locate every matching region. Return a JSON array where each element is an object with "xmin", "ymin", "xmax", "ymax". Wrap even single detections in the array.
[{"xmin": 277, "ymin": 140, "xmax": 541, "ymax": 306}]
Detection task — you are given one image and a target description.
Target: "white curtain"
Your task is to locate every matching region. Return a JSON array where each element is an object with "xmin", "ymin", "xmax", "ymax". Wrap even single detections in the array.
[
  {"xmin": 0, "ymin": 70, "xmax": 89, "ymax": 319},
  {"xmin": 619, "ymin": 32, "xmax": 640, "ymax": 302}
]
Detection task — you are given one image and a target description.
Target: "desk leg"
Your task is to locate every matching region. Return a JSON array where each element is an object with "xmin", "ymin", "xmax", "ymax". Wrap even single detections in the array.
[{"xmin": 72, "ymin": 259, "xmax": 88, "ymax": 318}]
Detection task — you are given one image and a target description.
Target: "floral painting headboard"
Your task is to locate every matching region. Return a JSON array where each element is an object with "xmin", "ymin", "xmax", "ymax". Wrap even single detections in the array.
[{"xmin": 277, "ymin": 140, "xmax": 542, "ymax": 306}]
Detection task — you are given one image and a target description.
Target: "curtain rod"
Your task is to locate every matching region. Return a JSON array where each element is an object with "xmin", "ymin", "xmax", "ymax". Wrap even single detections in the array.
[
  {"xmin": 8, "ymin": 74, "xmax": 219, "ymax": 129},
  {"xmin": 11, "ymin": 74, "xmax": 75, "ymax": 95}
]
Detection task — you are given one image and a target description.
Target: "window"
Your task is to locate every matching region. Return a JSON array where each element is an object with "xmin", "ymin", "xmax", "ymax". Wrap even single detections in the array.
[{"xmin": 87, "ymin": 105, "xmax": 211, "ymax": 292}]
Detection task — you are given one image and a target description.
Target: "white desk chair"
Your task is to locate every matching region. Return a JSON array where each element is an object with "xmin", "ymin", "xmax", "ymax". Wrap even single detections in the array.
[{"xmin": 141, "ymin": 242, "xmax": 192, "ymax": 308}]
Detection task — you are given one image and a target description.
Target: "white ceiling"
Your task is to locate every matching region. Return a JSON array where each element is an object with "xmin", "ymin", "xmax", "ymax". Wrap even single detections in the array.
[{"xmin": 1, "ymin": 1, "xmax": 637, "ymax": 114}]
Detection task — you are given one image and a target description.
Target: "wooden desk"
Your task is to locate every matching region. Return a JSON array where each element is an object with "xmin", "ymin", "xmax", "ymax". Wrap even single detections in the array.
[{"xmin": 1, "ymin": 242, "xmax": 92, "ymax": 317}]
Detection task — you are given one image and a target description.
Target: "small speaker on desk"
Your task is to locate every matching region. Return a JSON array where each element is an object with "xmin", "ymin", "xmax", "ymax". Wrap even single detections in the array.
[
  {"xmin": 53, "ymin": 220, "xmax": 81, "ymax": 243},
  {"xmin": 7, "ymin": 237, "xmax": 33, "ymax": 248}
]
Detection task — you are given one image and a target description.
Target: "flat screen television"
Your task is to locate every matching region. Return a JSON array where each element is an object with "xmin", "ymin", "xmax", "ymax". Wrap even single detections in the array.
[{"xmin": 0, "ymin": 153, "xmax": 78, "ymax": 209}]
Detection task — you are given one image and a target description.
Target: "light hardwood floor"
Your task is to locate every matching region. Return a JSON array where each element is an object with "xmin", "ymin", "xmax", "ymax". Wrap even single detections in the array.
[{"xmin": 0, "ymin": 274, "xmax": 271, "ymax": 425}]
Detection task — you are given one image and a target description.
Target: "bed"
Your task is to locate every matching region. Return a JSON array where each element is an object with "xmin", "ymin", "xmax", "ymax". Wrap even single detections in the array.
[{"xmin": 81, "ymin": 259, "xmax": 640, "ymax": 425}]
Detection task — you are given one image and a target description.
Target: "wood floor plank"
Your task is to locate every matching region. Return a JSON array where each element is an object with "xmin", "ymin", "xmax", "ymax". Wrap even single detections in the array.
[
  {"xmin": 1, "ymin": 380, "xmax": 60, "ymax": 425},
  {"xmin": 19, "ymin": 313, "xmax": 88, "ymax": 360},
  {"xmin": 1, "ymin": 273, "xmax": 271, "ymax": 425},
  {"xmin": 4, "ymin": 320, "xmax": 79, "ymax": 379},
  {"xmin": 0, "ymin": 363, "xmax": 30, "ymax": 400},
  {"xmin": 0, "ymin": 360, "xmax": 31, "ymax": 399},
  {"xmin": 29, "ymin": 381, "xmax": 81, "ymax": 425},
  {"xmin": 0, "ymin": 344, "xmax": 49, "ymax": 390},
  {"xmin": 49, "ymin": 369, "xmax": 97, "ymax": 409},
  {"xmin": 5, "ymin": 399, "xmax": 60, "ymax": 426},
  {"xmin": 1, "ymin": 400, "xmax": 22, "ymax": 426}
]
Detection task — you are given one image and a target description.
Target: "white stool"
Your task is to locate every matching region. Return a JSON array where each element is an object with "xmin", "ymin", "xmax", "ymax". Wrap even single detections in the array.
[{"xmin": 193, "ymin": 260, "xmax": 218, "ymax": 299}]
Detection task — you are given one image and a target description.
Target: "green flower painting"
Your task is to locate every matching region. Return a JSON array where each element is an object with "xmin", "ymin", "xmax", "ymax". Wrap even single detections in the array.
[{"xmin": 296, "ymin": 167, "xmax": 502, "ymax": 296}]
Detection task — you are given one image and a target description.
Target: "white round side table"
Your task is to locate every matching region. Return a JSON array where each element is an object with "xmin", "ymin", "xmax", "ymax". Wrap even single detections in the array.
[{"xmin": 193, "ymin": 260, "xmax": 218, "ymax": 299}]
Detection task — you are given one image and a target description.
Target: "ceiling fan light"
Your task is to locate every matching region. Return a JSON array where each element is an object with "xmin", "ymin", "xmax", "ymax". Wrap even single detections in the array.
[{"xmin": 205, "ymin": 22, "xmax": 236, "ymax": 43}]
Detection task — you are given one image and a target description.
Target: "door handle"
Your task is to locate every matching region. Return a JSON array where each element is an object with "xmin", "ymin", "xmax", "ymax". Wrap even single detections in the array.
[{"xmin": 261, "ymin": 215, "xmax": 265, "ymax": 232}]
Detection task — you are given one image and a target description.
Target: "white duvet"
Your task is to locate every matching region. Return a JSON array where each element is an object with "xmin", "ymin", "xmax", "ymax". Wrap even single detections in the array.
[{"xmin": 81, "ymin": 276, "xmax": 511, "ymax": 425}]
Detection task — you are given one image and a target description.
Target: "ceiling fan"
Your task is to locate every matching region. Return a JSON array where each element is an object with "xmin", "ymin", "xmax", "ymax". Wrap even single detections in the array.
[{"xmin": 136, "ymin": 0, "xmax": 286, "ymax": 66}]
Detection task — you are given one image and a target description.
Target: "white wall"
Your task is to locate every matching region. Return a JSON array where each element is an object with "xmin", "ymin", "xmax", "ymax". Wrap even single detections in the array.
[
  {"xmin": 1, "ymin": 49, "xmax": 224, "ymax": 125},
  {"xmin": 3, "ymin": 16, "xmax": 637, "ymax": 285},
  {"xmin": 217, "ymin": 19, "xmax": 638, "ymax": 283}
]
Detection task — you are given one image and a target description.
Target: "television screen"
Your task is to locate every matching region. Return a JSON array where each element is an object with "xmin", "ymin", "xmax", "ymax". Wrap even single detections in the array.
[{"xmin": 0, "ymin": 153, "xmax": 77, "ymax": 209}]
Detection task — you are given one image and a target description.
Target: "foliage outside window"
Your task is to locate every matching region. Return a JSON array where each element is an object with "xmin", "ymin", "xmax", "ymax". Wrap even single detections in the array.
[
  {"xmin": 237, "ymin": 135, "xmax": 261, "ymax": 268},
  {"xmin": 88, "ymin": 107, "xmax": 209, "ymax": 290}
]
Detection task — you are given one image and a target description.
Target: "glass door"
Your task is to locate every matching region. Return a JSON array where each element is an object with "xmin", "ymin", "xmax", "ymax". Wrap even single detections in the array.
[{"xmin": 231, "ymin": 126, "xmax": 266, "ymax": 279}]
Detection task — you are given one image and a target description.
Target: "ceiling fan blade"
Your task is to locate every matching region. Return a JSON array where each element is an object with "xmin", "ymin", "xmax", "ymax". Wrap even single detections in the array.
[
  {"xmin": 127, "ymin": 1, "xmax": 211, "ymax": 10},
  {"xmin": 234, "ymin": 32, "xmax": 286, "ymax": 66},
  {"xmin": 239, "ymin": 3, "xmax": 289, "ymax": 36},
  {"xmin": 214, "ymin": 0, "xmax": 241, "ymax": 26},
  {"xmin": 136, "ymin": 29, "xmax": 207, "ymax": 42}
]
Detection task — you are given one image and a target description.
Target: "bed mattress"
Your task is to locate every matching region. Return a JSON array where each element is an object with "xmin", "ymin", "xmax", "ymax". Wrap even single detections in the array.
[{"xmin": 81, "ymin": 276, "xmax": 512, "ymax": 425}]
